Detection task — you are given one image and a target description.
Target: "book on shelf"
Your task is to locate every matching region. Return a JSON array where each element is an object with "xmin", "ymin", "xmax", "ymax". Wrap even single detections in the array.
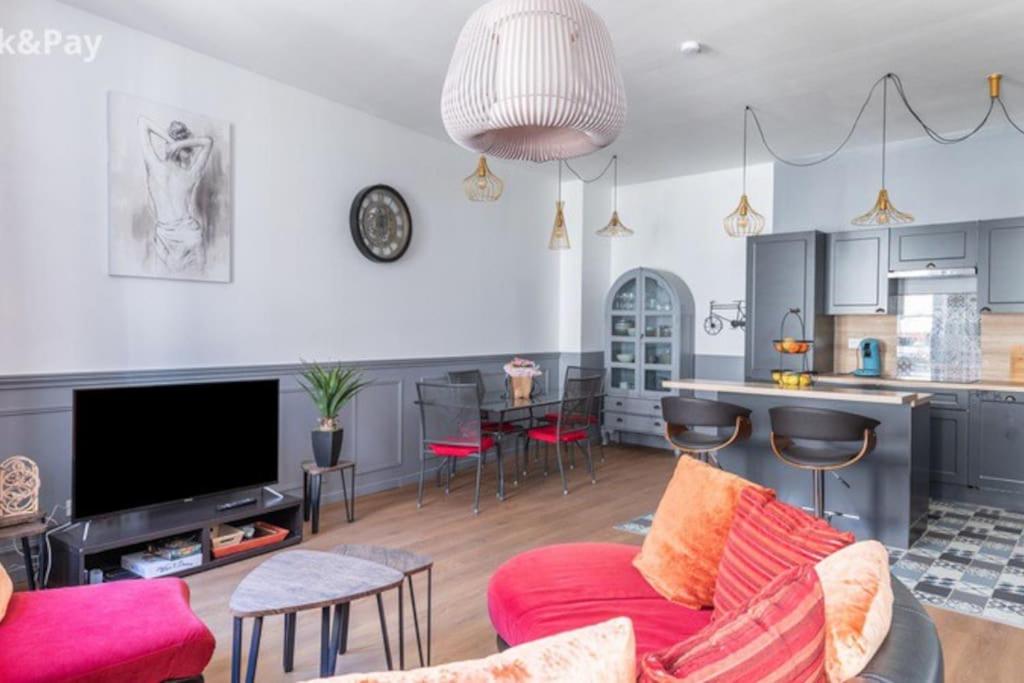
[{"xmin": 121, "ymin": 550, "xmax": 202, "ymax": 579}]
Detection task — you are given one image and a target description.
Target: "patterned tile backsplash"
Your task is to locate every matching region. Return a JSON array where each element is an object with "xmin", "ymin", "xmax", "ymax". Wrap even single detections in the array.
[{"xmin": 896, "ymin": 293, "xmax": 981, "ymax": 382}]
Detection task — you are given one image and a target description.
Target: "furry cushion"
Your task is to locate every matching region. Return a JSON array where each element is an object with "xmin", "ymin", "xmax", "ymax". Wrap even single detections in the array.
[
  {"xmin": 632, "ymin": 457, "xmax": 771, "ymax": 608},
  {"xmin": 312, "ymin": 617, "xmax": 636, "ymax": 682},
  {"xmin": 814, "ymin": 541, "xmax": 894, "ymax": 683}
]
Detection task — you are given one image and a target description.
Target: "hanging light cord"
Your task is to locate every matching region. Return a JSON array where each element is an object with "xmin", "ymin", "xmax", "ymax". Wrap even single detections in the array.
[
  {"xmin": 747, "ymin": 72, "xmax": 1023, "ymax": 169},
  {"xmin": 562, "ymin": 154, "xmax": 618, "ymax": 185}
]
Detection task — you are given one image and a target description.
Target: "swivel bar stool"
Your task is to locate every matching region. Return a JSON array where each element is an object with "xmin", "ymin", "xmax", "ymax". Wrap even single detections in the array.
[
  {"xmin": 768, "ymin": 406, "xmax": 879, "ymax": 519},
  {"xmin": 661, "ymin": 397, "xmax": 753, "ymax": 467}
]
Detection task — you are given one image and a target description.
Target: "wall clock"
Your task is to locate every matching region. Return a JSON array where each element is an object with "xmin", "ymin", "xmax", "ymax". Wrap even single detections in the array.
[{"xmin": 349, "ymin": 184, "xmax": 412, "ymax": 263}]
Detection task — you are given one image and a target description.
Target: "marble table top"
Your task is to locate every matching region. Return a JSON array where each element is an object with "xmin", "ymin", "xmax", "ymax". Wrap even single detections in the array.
[
  {"xmin": 331, "ymin": 544, "xmax": 432, "ymax": 576},
  {"xmin": 229, "ymin": 549, "xmax": 403, "ymax": 618}
]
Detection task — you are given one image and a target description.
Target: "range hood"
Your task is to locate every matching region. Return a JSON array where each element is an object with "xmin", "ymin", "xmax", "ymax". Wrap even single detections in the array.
[{"xmin": 887, "ymin": 266, "xmax": 977, "ymax": 280}]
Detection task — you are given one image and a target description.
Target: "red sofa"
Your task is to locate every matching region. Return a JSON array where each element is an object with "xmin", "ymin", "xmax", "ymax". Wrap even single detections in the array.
[
  {"xmin": 488, "ymin": 542, "xmax": 944, "ymax": 683},
  {"xmin": 488, "ymin": 542, "xmax": 713, "ymax": 656},
  {"xmin": 0, "ymin": 578, "xmax": 215, "ymax": 683}
]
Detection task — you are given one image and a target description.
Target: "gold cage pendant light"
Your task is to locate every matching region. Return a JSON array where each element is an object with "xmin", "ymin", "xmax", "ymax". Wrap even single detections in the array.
[
  {"xmin": 548, "ymin": 162, "xmax": 571, "ymax": 250},
  {"xmin": 463, "ymin": 155, "xmax": 504, "ymax": 201},
  {"xmin": 852, "ymin": 78, "xmax": 913, "ymax": 226},
  {"xmin": 595, "ymin": 155, "xmax": 634, "ymax": 237},
  {"xmin": 724, "ymin": 108, "xmax": 766, "ymax": 237}
]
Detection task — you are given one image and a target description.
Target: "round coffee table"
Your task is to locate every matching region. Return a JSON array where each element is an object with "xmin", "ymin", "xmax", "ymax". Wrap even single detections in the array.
[
  {"xmin": 332, "ymin": 544, "xmax": 434, "ymax": 666},
  {"xmin": 229, "ymin": 549, "xmax": 404, "ymax": 682}
]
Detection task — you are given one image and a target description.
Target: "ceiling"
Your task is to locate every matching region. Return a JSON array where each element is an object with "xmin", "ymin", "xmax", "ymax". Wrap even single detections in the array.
[{"xmin": 60, "ymin": 0, "xmax": 1024, "ymax": 183}]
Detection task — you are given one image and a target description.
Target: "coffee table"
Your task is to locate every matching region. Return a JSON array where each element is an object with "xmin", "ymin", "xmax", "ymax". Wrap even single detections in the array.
[
  {"xmin": 331, "ymin": 544, "xmax": 434, "ymax": 667},
  {"xmin": 229, "ymin": 549, "xmax": 404, "ymax": 682}
]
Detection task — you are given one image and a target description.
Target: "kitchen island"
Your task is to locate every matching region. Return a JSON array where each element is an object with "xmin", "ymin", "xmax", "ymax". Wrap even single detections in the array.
[{"xmin": 663, "ymin": 379, "xmax": 931, "ymax": 549}]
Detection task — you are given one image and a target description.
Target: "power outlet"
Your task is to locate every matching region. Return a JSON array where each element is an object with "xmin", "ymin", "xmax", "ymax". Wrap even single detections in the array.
[
  {"xmin": 847, "ymin": 338, "xmax": 862, "ymax": 350},
  {"xmin": 64, "ymin": 498, "xmax": 72, "ymax": 518}
]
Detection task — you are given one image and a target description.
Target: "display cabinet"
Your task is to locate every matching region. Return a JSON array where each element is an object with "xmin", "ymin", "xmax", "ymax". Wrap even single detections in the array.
[{"xmin": 603, "ymin": 268, "xmax": 695, "ymax": 446}]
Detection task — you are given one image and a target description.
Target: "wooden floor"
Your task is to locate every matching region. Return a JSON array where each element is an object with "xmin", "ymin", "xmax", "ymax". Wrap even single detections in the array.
[{"xmin": 187, "ymin": 445, "xmax": 1024, "ymax": 682}]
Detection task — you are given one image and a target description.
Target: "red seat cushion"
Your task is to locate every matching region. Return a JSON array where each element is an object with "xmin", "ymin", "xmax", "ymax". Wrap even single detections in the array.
[
  {"xmin": 482, "ymin": 421, "xmax": 520, "ymax": 434},
  {"xmin": 488, "ymin": 543, "xmax": 713, "ymax": 657},
  {"xmin": 640, "ymin": 564, "xmax": 826, "ymax": 682},
  {"xmin": 713, "ymin": 488, "xmax": 854, "ymax": 614},
  {"xmin": 428, "ymin": 435, "xmax": 495, "ymax": 457},
  {"xmin": 526, "ymin": 425, "xmax": 588, "ymax": 443},
  {"xmin": 0, "ymin": 577, "xmax": 214, "ymax": 683}
]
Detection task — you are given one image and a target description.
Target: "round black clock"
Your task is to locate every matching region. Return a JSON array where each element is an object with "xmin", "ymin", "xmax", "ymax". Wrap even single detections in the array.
[{"xmin": 349, "ymin": 185, "xmax": 412, "ymax": 263}]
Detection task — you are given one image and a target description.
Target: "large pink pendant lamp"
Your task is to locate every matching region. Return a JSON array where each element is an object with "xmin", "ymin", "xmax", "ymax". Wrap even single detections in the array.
[{"xmin": 441, "ymin": 0, "xmax": 627, "ymax": 163}]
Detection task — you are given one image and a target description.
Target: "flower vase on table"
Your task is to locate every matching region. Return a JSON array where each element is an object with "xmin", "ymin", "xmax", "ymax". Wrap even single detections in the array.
[{"xmin": 504, "ymin": 357, "xmax": 543, "ymax": 400}]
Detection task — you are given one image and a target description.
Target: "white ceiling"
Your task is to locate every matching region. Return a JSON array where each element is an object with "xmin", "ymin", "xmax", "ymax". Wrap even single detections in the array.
[{"xmin": 60, "ymin": 0, "xmax": 1024, "ymax": 183}]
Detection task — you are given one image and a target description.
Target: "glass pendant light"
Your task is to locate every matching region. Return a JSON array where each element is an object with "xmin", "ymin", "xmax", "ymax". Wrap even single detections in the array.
[
  {"xmin": 724, "ymin": 107, "xmax": 766, "ymax": 237},
  {"xmin": 853, "ymin": 78, "xmax": 913, "ymax": 225},
  {"xmin": 548, "ymin": 162, "xmax": 571, "ymax": 250},
  {"xmin": 595, "ymin": 155, "xmax": 634, "ymax": 237},
  {"xmin": 463, "ymin": 155, "xmax": 504, "ymax": 201}
]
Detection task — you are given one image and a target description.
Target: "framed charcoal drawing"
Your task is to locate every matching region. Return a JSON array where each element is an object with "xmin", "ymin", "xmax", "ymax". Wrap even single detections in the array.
[{"xmin": 108, "ymin": 92, "xmax": 233, "ymax": 282}]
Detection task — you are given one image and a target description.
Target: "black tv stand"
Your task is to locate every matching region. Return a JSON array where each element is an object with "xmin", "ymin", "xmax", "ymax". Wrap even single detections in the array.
[
  {"xmin": 49, "ymin": 489, "xmax": 303, "ymax": 587},
  {"xmin": 216, "ymin": 496, "xmax": 257, "ymax": 511}
]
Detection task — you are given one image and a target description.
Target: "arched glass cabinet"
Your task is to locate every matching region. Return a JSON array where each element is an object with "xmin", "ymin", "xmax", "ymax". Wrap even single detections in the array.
[{"xmin": 603, "ymin": 268, "xmax": 695, "ymax": 445}]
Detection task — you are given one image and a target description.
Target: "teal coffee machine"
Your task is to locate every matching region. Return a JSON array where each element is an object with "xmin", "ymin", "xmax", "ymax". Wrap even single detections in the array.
[{"xmin": 853, "ymin": 338, "xmax": 882, "ymax": 377}]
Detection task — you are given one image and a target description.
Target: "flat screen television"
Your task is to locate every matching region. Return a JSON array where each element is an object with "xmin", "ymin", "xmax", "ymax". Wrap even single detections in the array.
[{"xmin": 73, "ymin": 379, "xmax": 280, "ymax": 520}]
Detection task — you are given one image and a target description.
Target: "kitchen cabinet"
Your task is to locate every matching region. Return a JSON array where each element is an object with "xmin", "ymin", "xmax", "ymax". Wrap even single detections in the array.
[
  {"xmin": 826, "ymin": 228, "xmax": 890, "ymax": 314},
  {"xmin": 888, "ymin": 221, "xmax": 978, "ymax": 272},
  {"xmin": 929, "ymin": 408, "xmax": 969, "ymax": 486},
  {"xmin": 969, "ymin": 391, "xmax": 1024, "ymax": 494},
  {"xmin": 978, "ymin": 218, "xmax": 1024, "ymax": 313},
  {"xmin": 745, "ymin": 231, "xmax": 833, "ymax": 381}
]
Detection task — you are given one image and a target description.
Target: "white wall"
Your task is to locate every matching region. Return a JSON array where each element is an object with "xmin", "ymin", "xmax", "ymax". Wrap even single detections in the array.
[
  {"xmin": 774, "ymin": 127, "xmax": 1024, "ymax": 231},
  {"xmin": 600, "ymin": 164, "xmax": 774, "ymax": 357},
  {"xmin": 0, "ymin": 0, "xmax": 561, "ymax": 375}
]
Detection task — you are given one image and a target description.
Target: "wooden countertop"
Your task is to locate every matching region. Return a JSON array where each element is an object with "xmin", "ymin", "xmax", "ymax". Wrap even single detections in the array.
[
  {"xmin": 817, "ymin": 374, "xmax": 1024, "ymax": 393},
  {"xmin": 662, "ymin": 379, "xmax": 927, "ymax": 405}
]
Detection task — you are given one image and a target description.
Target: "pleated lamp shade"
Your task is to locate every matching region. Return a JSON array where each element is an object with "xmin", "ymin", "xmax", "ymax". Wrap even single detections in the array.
[{"xmin": 441, "ymin": 0, "xmax": 626, "ymax": 162}]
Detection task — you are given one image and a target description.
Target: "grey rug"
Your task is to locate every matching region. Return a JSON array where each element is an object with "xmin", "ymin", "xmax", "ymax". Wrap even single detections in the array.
[{"xmin": 615, "ymin": 499, "xmax": 1024, "ymax": 629}]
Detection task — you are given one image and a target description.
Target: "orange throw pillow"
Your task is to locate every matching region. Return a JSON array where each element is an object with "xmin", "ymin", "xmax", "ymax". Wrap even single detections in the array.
[
  {"xmin": 814, "ymin": 541, "xmax": 894, "ymax": 683},
  {"xmin": 632, "ymin": 457, "xmax": 771, "ymax": 609},
  {"xmin": 0, "ymin": 562, "xmax": 12, "ymax": 623},
  {"xmin": 312, "ymin": 616, "xmax": 636, "ymax": 682}
]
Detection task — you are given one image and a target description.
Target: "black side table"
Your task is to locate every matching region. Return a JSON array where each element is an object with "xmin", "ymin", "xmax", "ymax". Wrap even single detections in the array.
[
  {"xmin": 0, "ymin": 517, "xmax": 47, "ymax": 590},
  {"xmin": 302, "ymin": 460, "xmax": 356, "ymax": 534}
]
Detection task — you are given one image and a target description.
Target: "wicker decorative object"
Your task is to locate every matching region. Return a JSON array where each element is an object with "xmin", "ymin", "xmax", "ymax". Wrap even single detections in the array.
[{"xmin": 0, "ymin": 455, "xmax": 40, "ymax": 528}]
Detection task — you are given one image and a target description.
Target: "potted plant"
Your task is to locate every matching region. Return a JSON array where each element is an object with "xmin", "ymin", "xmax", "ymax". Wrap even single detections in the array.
[
  {"xmin": 503, "ymin": 357, "xmax": 543, "ymax": 400},
  {"xmin": 298, "ymin": 361, "xmax": 370, "ymax": 467}
]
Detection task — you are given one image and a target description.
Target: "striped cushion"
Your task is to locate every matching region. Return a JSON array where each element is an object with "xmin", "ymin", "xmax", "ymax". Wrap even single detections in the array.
[
  {"xmin": 639, "ymin": 564, "xmax": 826, "ymax": 683},
  {"xmin": 713, "ymin": 488, "xmax": 854, "ymax": 614}
]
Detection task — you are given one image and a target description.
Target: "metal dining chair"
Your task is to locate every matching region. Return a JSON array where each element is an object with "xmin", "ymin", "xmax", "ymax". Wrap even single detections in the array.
[
  {"xmin": 541, "ymin": 366, "xmax": 605, "ymax": 467},
  {"xmin": 416, "ymin": 381, "xmax": 500, "ymax": 515},
  {"xmin": 448, "ymin": 369, "xmax": 528, "ymax": 479},
  {"xmin": 525, "ymin": 375, "xmax": 601, "ymax": 495},
  {"xmin": 769, "ymin": 406, "xmax": 879, "ymax": 520}
]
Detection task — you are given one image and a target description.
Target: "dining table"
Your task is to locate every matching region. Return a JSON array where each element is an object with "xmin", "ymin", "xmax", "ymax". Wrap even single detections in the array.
[{"xmin": 478, "ymin": 392, "xmax": 604, "ymax": 499}]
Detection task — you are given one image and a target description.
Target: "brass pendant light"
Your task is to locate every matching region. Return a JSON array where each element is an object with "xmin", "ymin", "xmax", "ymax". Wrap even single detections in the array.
[
  {"xmin": 595, "ymin": 155, "xmax": 634, "ymax": 237},
  {"xmin": 548, "ymin": 161, "xmax": 571, "ymax": 250},
  {"xmin": 852, "ymin": 78, "xmax": 913, "ymax": 225},
  {"xmin": 724, "ymin": 108, "xmax": 766, "ymax": 237},
  {"xmin": 463, "ymin": 155, "xmax": 504, "ymax": 201}
]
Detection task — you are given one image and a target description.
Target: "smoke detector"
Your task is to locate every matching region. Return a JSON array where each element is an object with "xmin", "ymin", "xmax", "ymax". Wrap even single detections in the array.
[{"xmin": 679, "ymin": 40, "xmax": 702, "ymax": 56}]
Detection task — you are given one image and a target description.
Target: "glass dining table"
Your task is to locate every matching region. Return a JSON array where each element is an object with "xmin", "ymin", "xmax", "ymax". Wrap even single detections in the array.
[{"xmin": 479, "ymin": 392, "xmax": 604, "ymax": 500}]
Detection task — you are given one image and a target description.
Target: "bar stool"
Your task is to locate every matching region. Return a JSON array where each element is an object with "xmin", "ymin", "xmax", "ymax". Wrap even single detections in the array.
[
  {"xmin": 660, "ymin": 396, "xmax": 752, "ymax": 467},
  {"xmin": 769, "ymin": 406, "xmax": 879, "ymax": 519}
]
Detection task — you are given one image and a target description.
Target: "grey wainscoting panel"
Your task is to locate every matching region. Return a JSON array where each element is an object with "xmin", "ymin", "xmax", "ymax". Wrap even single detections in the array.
[{"xmin": 0, "ymin": 353, "xmax": 562, "ymax": 522}]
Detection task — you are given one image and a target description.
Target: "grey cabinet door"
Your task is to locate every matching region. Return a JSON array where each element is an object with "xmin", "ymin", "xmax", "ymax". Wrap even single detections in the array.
[
  {"xmin": 979, "ymin": 218, "xmax": 1024, "ymax": 313},
  {"xmin": 889, "ymin": 221, "xmax": 978, "ymax": 271},
  {"xmin": 826, "ymin": 229, "xmax": 890, "ymax": 314},
  {"xmin": 929, "ymin": 408, "xmax": 969, "ymax": 485},
  {"xmin": 745, "ymin": 232, "xmax": 832, "ymax": 381},
  {"xmin": 969, "ymin": 392, "xmax": 1024, "ymax": 493}
]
